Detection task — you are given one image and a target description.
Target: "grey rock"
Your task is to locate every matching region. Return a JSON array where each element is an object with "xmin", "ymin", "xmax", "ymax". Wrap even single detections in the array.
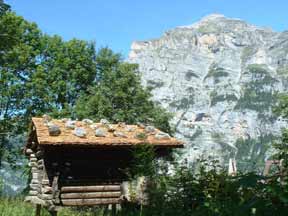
[
  {"xmin": 145, "ymin": 126, "xmax": 156, "ymax": 133},
  {"xmin": 25, "ymin": 196, "xmax": 45, "ymax": 205},
  {"xmin": 30, "ymin": 154, "xmax": 36, "ymax": 158},
  {"xmin": 129, "ymin": 14, "xmax": 288, "ymax": 169},
  {"xmin": 65, "ymin": 120, "xmax": 76, "ymax": 129},
  {"xmin": 35, "ymin": 150, "xmax": 44, "ymax": 158},
  {"xmin": 125, "ymin": 126, "xmax": 136, "ymax": 132},
  {"xmin": 100, "ymin": 119, "xmax": 110, "ymax": 125},
  {"xmin": 29, "ymin": 158, "xmax": 37, "ymax": 162},
  {"xmin": 26, "ymin": 148, "xmax": 33, "ymax": 154},
  {"xmin": 42, "ymin": 186, "xmax": 52, "ymax": 194},
  {"xmin": 82, "ymin": 118, "xmax": 94, "ymax": 125},
  {"xmin": 73, "ymin": 127, "xmax": 87, "ymax": 138},
  {"xmin": 29, "ymin": 190, "xmax": 38, "ymax": 196},
  {"xmin": 28, "ymin": 162, "xmax": 37, "ymax": 167},
  {"xmin": 48, "ymin": 124, "xmax": 61, "ymax": 136},
  {"xmin": 29, "ymin": 184, "xmax": 39, "ymax": 190},
  {"xmin": 95, "ymin": 128, "xmax": 107, "ymax": 137},
  {"xmin": 64, "ymin": 162, "xmax": 71, "ymax": 166},
  {"xmin": 113, "ymin": 131, "xmax": 128, "ymax": 138},
  {"xmin": 39, "ymin": 194, "xmax": 53, "ymax": 200},
  {"xmin": 42, "ymin": 179, "xmax": 50, "ymax": 185},
  {"xmin": 155, "ymin": 132, "xmax": 171, "ymax": 140}
]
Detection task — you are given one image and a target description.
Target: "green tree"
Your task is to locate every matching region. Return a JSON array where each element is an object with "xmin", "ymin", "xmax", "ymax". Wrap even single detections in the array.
[
  {"xmin": 75, "ymin": 48, "xmax": 172, "ymax": 133},
  {"xmin": 0, "ymin": 12, "xmax": 97, "ymax": 166},
  {"xmin": 0, "ymin": 0, "xmax": 9, "ymax": 16},
  {"xmin": 24, "ymin": 35, "xmax": 97, "ymax": 119},
  {"xmin": 0, "ymin": 12, "xmax": 42, "ymax": 167}
]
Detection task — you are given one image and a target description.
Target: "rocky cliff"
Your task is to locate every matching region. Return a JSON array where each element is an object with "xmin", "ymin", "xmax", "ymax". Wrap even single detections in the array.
[{"xmin": 129, "ymin": 14, "xmax": 288, "ymax": 171}]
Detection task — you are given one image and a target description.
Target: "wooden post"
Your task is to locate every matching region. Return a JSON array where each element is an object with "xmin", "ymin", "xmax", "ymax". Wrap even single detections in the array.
[
  {"xmin": 112, "ymin": 204, "xmax": 116, "ymax": 216},
  {"xmin": 103, "ymin": 205, "xmax": 109, "ymax": 216},
  {"xmin": 35, "ymin": 204, "xmax": 41, "ymax": 216},
  {"xmin": 49, "ymin": 211, "xmax": 57, "ymax": 216}
]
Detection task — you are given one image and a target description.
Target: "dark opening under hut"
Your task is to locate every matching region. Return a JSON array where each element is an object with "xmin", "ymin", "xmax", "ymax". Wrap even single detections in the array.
[{"xmin": 24, "ymin": 117, "xmax": 183, "ymax": 215}]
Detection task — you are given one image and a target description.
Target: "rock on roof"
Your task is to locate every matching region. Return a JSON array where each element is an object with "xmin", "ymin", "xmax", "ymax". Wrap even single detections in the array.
[{"xmin": 27, "ymin": 117, "xmax": 184, "ymax": 148}]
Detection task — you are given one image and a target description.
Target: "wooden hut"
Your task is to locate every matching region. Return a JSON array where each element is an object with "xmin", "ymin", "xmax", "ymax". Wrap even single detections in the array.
[{"xmin": 24, "ymin": 117, "xmax": 183, "ymax": 215}]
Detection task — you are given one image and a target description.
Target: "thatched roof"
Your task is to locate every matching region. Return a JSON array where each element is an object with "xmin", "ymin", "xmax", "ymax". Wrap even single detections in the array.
[{"xmin": 28, "ymin": 117, "xmax": 183, "ymax": 148}]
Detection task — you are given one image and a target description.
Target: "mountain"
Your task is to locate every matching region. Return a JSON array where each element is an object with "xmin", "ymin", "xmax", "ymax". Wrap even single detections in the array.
[{"xmin": 128, "ymin": 14, "xmax": 288, "ymax": 171}]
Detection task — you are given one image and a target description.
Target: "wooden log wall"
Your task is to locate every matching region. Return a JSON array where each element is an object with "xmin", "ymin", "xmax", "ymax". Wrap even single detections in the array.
[
  {"xmin": 25, "ymin": 145, "xmax": 164, "ymax": 208},
  {"xmin": 60, "ymin": 184, "xmax": 121, "ymax": 206}
]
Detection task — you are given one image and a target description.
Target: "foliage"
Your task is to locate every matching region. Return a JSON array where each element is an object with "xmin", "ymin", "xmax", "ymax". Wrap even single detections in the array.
[
  {"xmin": 185, "ymin": 70, "xmax": 199, "ymax": 81},
  {"xmin": 169, "ymin": 95, "xmax": 194, "ymax": 110},
  {"xmin": 235, "ymin": 134, "xmax": 277, "ymax": 172},
  {"xmin": 204, "ymin": 65, "xmax": 229, "ymax": 84},
  {"xmin": 136, "ymin": 157, "xmax": 288, "ymax": 216},
  {"xmin": 0, "ymin": 12, "xmax": 97, "ymax": 167},
  {"xmin": 210, "ymin": 91, "xmax": 238, "ymax": 106},
  {"xmin": 274, "ymin": 93, "xmax": 288, "ymax": 119},
  {"xmin": 0, "ymin": 0, "xmax": 9, "ymax": 16},
  {"xmin": 74, "ymin": 48, "xmax": 173, "ymax": 134},
  {"xmin": 235, "ymin": 64, "xmax": 278, "ymax": 116},
  {"xmin": 129, "ymin": 144, "xmax": 156, "ymax": 178}
]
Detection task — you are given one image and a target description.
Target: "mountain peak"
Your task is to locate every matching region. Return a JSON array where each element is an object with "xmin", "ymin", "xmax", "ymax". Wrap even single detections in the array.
[{"xmin": 200, "ymin": 13, "xmax": 226, "ymax": 21}]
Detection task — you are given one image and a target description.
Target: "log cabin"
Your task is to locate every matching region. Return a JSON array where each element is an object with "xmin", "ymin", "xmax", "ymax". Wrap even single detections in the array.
[{"xmin": 24, "ymin": 117, "xmax": 183, "ymax": 215}]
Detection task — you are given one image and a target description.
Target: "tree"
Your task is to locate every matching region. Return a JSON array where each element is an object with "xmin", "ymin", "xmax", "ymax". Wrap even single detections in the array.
[
  {"xmin": 75, "ymin": 48, "xmax": 173, "ymax": 133},
  {"xmin": 0, "ymin": 0, "xmax": 9, "ymax": 16},
  {"xmin": 0, "ymin": 12, "xmax": 42, "ymax": 167},
  {"xmin": 0, "ymin": 12, "xmax": 97, "ymax": 166},
  {"xmin": 24, "ymin": 35, "xmax": 97, "ymax": 119}
]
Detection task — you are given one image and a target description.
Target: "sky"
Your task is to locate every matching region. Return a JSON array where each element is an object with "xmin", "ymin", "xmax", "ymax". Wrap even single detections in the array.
[{"xmin": 6, "ymin": 0, "xmax": 288, "ymax": 57}]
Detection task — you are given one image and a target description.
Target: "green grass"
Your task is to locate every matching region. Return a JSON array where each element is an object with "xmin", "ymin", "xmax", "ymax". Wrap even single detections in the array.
[{"xmin": 0, "ymin": 198, "xmax": 132, "ymax": 216}]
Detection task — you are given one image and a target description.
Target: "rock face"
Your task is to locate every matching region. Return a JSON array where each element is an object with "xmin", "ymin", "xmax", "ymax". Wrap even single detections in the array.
[{"xmin": 129, "ymin": 14, "xmax": 288, "ymax": 170}]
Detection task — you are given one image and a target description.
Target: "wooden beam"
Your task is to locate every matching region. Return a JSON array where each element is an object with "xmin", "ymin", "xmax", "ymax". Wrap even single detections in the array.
[
  {"xmin": 60, "ymin": 191, "xmax": 121, "ymax": 199},
  {"xmin": 35, "ymin": 204, "xmax": 41, "ymax": 216},
  {"xmin": 61, "ymin": 198, "xmax": 120, "ymax": 206},
  {"xmin": 61, "ymin": 185, "xmax": 121, "ymax": 193}
]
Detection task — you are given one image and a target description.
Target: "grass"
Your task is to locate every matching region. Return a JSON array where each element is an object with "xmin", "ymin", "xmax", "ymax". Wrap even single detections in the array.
[{"xmin": 0, "ymin": 198, "xmax": 132, "ymax": 216}]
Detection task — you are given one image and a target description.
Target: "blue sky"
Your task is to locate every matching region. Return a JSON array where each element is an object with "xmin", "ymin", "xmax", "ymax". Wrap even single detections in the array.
[{"xmin": 6, "ymin": 0, "xmax": 288, "ymax": 57}]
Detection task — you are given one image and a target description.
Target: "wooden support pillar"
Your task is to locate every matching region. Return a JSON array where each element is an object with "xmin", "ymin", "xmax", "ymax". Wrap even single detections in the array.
[
  {"xmin": 35, "ymin": 204, "xmax": 41, "ymax": 216},
  {"xmin": 103, "ymin": 205, "xmax": 109, "ymax": 216},
  {"xmin": 112, "ymin": 204, "xmax": 116, "ymax": 216},
  {"xmin": 49, "ymin": 211, "xmax": 57, "ymax": 216}
]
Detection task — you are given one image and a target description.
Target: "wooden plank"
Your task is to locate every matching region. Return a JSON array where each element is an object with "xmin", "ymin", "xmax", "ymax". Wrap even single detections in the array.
[
  {"xmin": 61, "ymin": 185, "xmax": 121, "ymax": 193},
  {"xmin": 60, "ymin": 191, "xmax": 121, "ymax": 199},
  {"xmin": 61, "ymin": 198, "xmax": 120, "ymax": 206}
]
